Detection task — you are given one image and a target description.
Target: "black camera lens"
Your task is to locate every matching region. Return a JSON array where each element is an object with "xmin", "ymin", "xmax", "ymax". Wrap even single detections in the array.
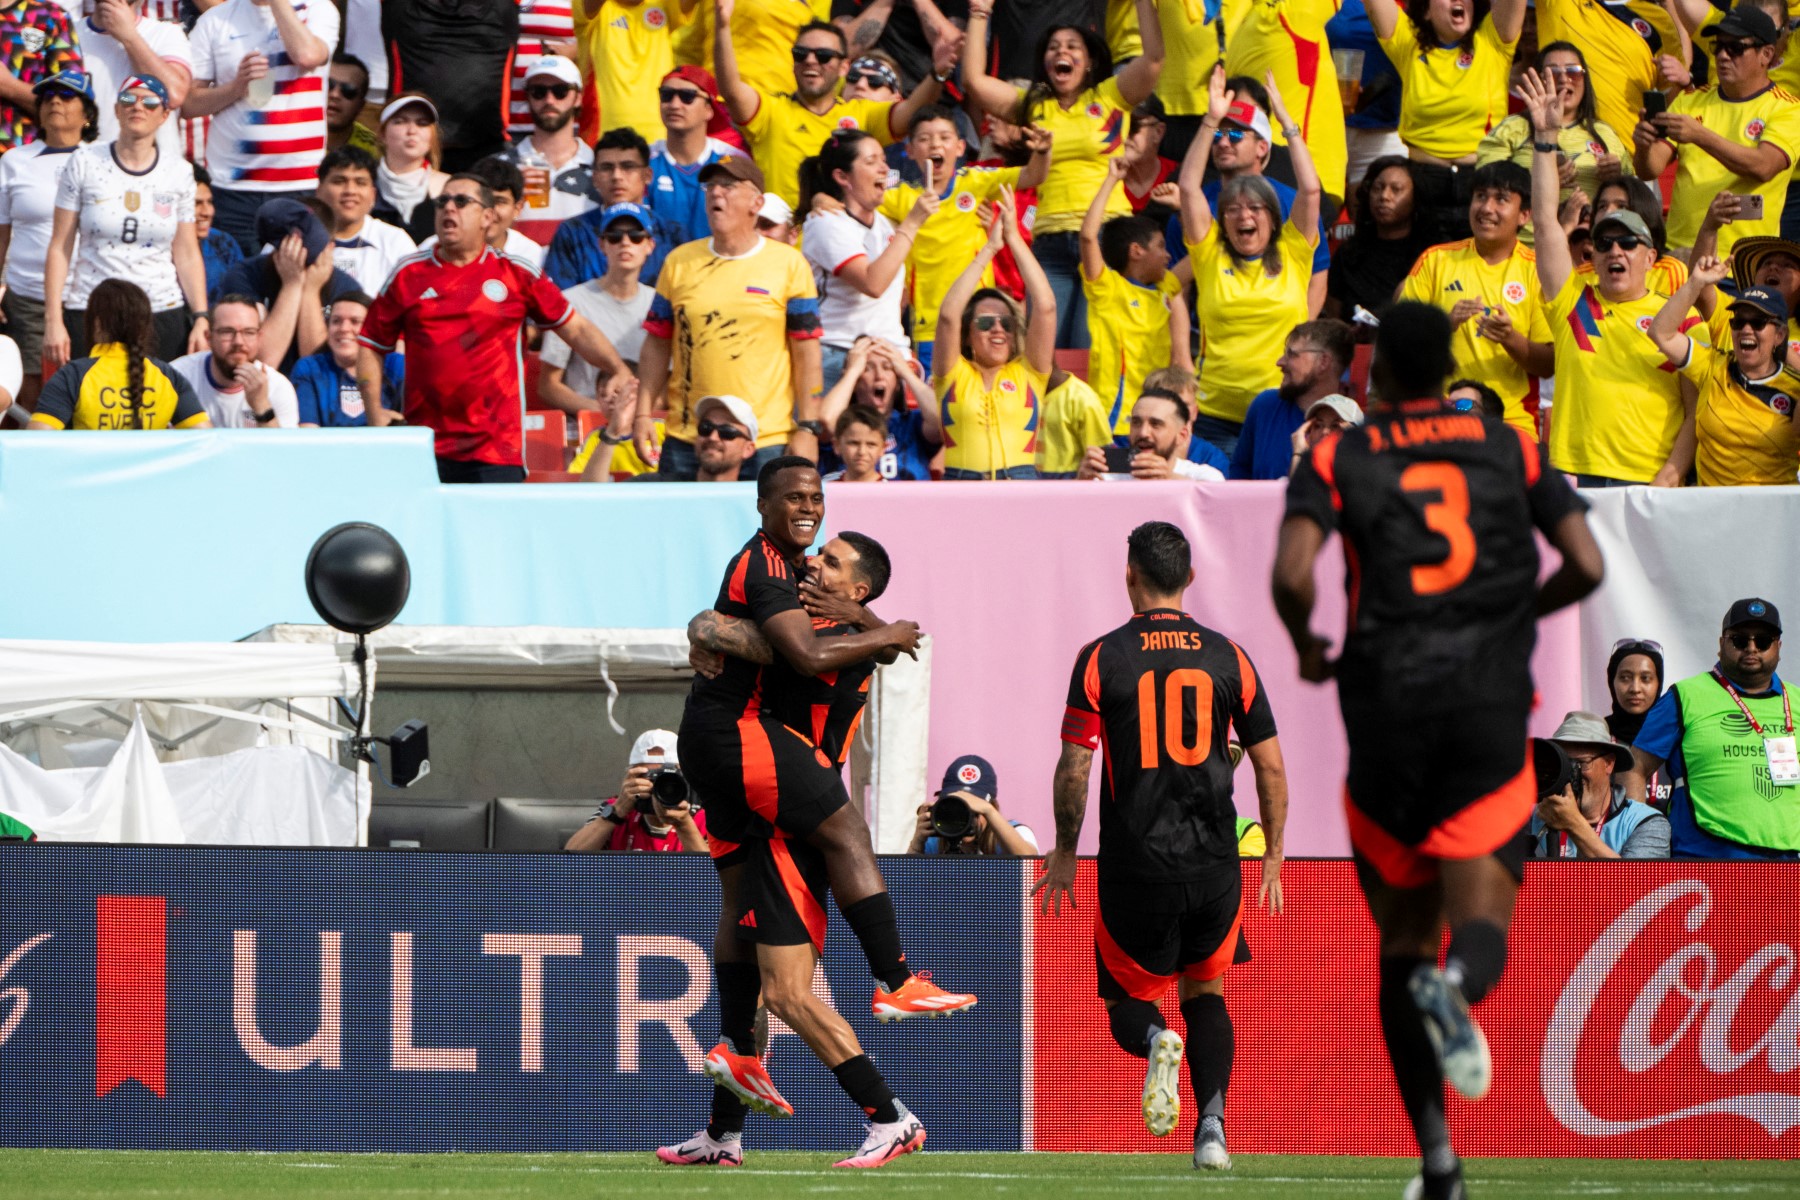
[
  {"xmin": 930, "ymin": 796, "xmax": 973, "ymax": 840},
  {"xmin": 648, "ymin": 766, "xmax": 692, "ymax": 807},
  {"xmin": 1533, "ymin": 739, "xmax": 1575, "ymax": 800}
]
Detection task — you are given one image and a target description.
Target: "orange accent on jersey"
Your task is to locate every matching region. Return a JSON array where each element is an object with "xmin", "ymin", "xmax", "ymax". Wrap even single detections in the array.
[
  {"xmin": 1083, "ymin": 642, "xmax": 1103, "ymax": 710},
  {"xmin": 1344, "ymin": 752, "xmax": 1534, "ymax": 888},
  {"xmin": 1095, "ymin": 910, "xmax": 1173, "ymax": 1002},
  {"xmin": 1512, "ymin": 424, "xmax": 1542, "ymax": 486},
  {"xmin": 838, "ymin": 710, "xmax": 865, "ymax": 763},
  {"xmin": 1312, "ymin": 431, "xmax": 1343, "ymax": 511},
  {"xmin": 727, "ymin": 551, "xmax": 751, "ymax": 606},
  {"xmin": 1231, "ymin": 642, "xmax": 1257, "ymax": 714},
  {"xmin": 771, "ymin": 835, "xmax": 828, "ymax": 953},
  {"xmin": 811, "ymin": 702, "xmax": 830, "ymax": 748},
  {"xmin": 1180, "ymin": 896, "xmax": 1244, "ymax": 984},
  {"xmin": 740, "ymin": 717, "xmax": 781, "ymax": 824},
  {"xmin": 1399, "ymin": 462, "xmax": 1477, "ymax": 596},
  {"xmin": 710, "ymin": 835, "xmax": 741, "ymax": 859}
]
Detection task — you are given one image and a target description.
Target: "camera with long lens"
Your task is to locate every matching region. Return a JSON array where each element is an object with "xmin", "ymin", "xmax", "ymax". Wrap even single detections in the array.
[
  {"xmin": 930, "ymin": 795, "xmax": 974, "ymax": 840},
  {"xmin": 647, "ymin": 765, "xmax": 697, "ymax": 809},
  {"xmin": 1532, "ymin": 739, "xmax": 1583, "ymax": 801}
]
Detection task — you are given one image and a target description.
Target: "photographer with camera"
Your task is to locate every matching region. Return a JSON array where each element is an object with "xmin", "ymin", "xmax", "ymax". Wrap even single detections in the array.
[
  {"xmin": 1530, "ymin": 711, "xmax": 1669, "ymax": 860},
  {"xmin": 907, "ymin": 755, "xmax": 1040, "ymax": 856},
  {"xmin": 565, "ymin": 729, "xmax": 709, "ymax": 853}
]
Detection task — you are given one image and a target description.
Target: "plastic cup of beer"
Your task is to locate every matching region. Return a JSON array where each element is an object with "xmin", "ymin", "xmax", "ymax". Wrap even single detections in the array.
[
  {"xmin": 524, "ymin": 167, "xmax": 552, "ymax": 208},
  {"xmin": 1332, "ymin": 49, "xmax": 1364, "ymax": 112}
]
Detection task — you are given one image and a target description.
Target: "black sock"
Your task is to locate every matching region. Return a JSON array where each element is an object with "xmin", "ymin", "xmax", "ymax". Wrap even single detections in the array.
[
  {"xmin": 1445, "ymin": 920, "xmax": 1508, "ymax": 1004},
  {"xmin": 705, "ymin": 959, "xmax": 762, "ymax": 1138},
  {"xmin": 841, "ymin": 893, "xmax": 912, "ymax": 991},
  {"xmin": 1180, "ymin": 993, "xmax": 1234, "ymax": 1120},
  {"xmin": 1107, "ymin": 998, "xmax": 1164, "ymax": 1058},
  {"xmin": 830, "ymin": 1053, "xmax": 900, "ymax": 1123},
  {"xmin": 1379, "ymin": 955, "xmax": 1454, "ymax": 1171}
]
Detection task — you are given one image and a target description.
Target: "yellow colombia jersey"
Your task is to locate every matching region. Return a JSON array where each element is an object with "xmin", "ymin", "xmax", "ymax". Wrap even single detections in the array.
[
  {"xmin": 1705, "ymin": 305, "xmax": 1800, "ymax": 367},
  {"xmin": 1021, "ymin": 76, "xmax": 1132, "ymax": 233},
  {"xmin": 1379, "ymin": 14, "xmax": 1517, "ymax": 161},
  {"xmin": 570, "ymin": 419, "xmax": 663, "ymax": 476},
  {"xmin": 1399, "ymin": 238, "xmax": 1550, "ymax": 434},
  {"xmin": 879, "ymin": 165, "xmax": 1021, "ymax": 345},
  {"xmin": 31, "ymin": 344, "xmax": 207, "ymax": 430},
  {"xmin": 1545, "ymin": 273, "xmax": 1697, "ymax": 481},
  {"xmin": 578, "ymin": 0, "xmax": 686, "ymax": 139},
  {"xmin": 1665, "ymin": 84, "xmax": 1800, "ymax": 254},
  {"xmin": 1188, "ymin": 220, "xmax": 1315, "ymax": 422},
  {"xmin": 645, "ymin": 237, "xmax": 821, "ymax": 446},
  {"xmin": 1534, "ymin": 0, "xmax": 1666, "ymax": 148},
  {"xmin": 1035, "ymin": 370, "xmax": 1113, "ymax": 475},
  {"xmin": 1224, "ymin": 0, "xmax": 1348, "ymax": 200},
  {"xmin": 742, "ymin": 92, "xmax": 896, "ymax": 208},
  {"xmin": 1680, "ymin": 341, "xmax": 1800, "ymax": 486},
  {"xmin": 936, "ymin": 354, "xmax": 1047, "ymax": 474},
  {"xmin": 681, "ymin": 0, "xmax": 832, "ymax": 98},
  {"xmin": 1083, "ymin": 267, "xmax": 1184, "ymax": 435},
  {"xmin": 1159, "ymin": 0, "xmax": 1252, "ymax": 116},
  {"xmin": 1577, "ymin": 253, "xmax": 1688, "ymax": 301},
  {"xmin": 1107, "ymin": 0, "xmax": 1143, "ymax": 62}
]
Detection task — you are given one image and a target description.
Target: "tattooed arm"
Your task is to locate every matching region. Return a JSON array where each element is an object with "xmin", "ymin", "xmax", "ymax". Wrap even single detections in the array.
[
  {"xmin": 688, "ymin": 609, "xmax": 775, "ymax": 664},
  {"xmin": 834, "ymin": 0, "xmax": 897, "ymax": 57},
  {"xmin": 1029, "ymin": 741, "xmax": 1093, "ymax": 915}
]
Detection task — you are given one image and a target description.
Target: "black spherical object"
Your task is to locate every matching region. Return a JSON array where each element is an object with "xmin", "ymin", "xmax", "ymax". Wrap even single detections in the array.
[{"xmin": 305, "ymin": 522, "xmax": 411, "ymax": 635}]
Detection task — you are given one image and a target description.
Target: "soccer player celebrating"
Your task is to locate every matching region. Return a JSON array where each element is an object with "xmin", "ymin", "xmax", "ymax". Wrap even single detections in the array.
[
  {"xmin": 1271, "ymin": 301, "xmax": 1605, "ymax": 1200},
  {"xmin": 1034, "ymin": 521, "xmax": 1290, "ymax": 1172}
]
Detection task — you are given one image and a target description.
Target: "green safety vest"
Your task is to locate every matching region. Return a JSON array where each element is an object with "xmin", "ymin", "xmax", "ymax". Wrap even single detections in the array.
[
  {"xmin": 0, "ymin": 811, "xmax": 35, "ymax": 841},
  {"xmin": 1673, "ymin": 674, "xmax": 1800, "ymax": 851}
]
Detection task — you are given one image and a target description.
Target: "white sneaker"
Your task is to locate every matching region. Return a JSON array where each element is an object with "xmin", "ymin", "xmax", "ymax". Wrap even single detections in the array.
[
  {"xmin": 1141, "ymin": 1028, "xmax": 1185, "ymax": 1137},
  {"xmin": 1193, "ymin": 1114, "xmax": 1231, "ymax": 1170},
  {"xmin": 1409, "ymin": 966, "xmax": 1492, "ymax": 1101},
  {"xmin": 655, "ymin": 1128, "xmax": 743, "ymax": 1166},
  {"xmin": 832, "ymin": 1101, "xmax": 926, "ymax": 1168}
]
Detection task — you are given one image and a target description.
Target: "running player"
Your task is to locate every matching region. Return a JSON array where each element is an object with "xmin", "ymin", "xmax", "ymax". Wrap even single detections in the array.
[
  {"xmin": 1271, "ymin": 301, "xmax": 1604, "ymax": 1200},
  {"xmin": 1034, "ymin": 521, "xmax": 1290, "ymax": 1172}
]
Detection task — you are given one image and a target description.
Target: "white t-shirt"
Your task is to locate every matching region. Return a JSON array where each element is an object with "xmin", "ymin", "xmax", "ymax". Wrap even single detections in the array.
[
  {"xmin": 82, "ymin": 14, "xmax": 192, "ymax": 156},
  {"xmin": 0, "ymin": 143, "xmax": 82, "ymax": 301},
  {"xmin": 803, "ymin": 208, "xmax": 908, "ymax": 350},
  {"xmin": 55, "ymin": 143, "xmax": 195, "ymax": 311},
  {"xmin": 171, "ymin": 351, "xmax": 300, "ymax": 427},
  {"xmin": 190, "ymin": 0, "xmax": 341, "ymax": 191},
  {"xmin": 419, "ymin": 227, "xmax": 544, "ymax": 268},
  {"xmin": 0, "ymin": 334, "xmax": 22, "ymax": 400},
  {"xmin": 331, "ymin": 216, "xmax": 416, "ymax": 293},
  {"xmin": 539, "ymin": 278, "xmax": 650, "ymax": 394}
]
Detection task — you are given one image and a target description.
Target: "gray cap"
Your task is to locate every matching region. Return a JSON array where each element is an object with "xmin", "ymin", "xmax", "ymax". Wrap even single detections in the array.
[
  {"xmin": 1306, "ymin": 393, "xmax": 1365, "ymax": 426},
  {"xmin": 1546, "ymin": 711, "xmax": 1634, "ymax": 772},
  {"xmin": 1592, "ymin": 210, "xmax": 1654, "ymax": 245}
]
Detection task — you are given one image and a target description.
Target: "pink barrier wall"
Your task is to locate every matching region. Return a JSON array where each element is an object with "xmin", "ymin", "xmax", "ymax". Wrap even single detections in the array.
[{"xmin": 834, "ymin": 481, "xmax": 1585, "ymax": 857}]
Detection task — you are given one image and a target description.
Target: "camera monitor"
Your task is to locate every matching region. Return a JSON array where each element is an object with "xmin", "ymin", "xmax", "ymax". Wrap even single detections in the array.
[
  {"xmin": 493, "ymin": 798, "xmax": 600, "ymax": 852},
  {"xmin": 367, "ymin": 798, "xmax": 491, "ymax": 851}
]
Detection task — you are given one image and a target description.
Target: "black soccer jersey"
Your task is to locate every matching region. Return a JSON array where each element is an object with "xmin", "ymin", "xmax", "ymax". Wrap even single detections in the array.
[
  {"xmin": 686, "ymin": 530, "xmax": 806, "ymax": 725},
  {"xmin": 764, "ymin": 618, "xmax": 877, "ymax": 763},
  {"xmin": 1285, "ymin": 404, "xmax": 1587, "ymax": 695},
  {"xmin": 1062, "ymin": 610, "xmax": 1278, "ymax": 884}
]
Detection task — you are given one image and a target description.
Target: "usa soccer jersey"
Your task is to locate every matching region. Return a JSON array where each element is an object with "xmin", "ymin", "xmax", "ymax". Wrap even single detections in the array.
[
  {"xmin": 359, "ymin": 247, "xmax": 573, "ymax": 466},
  {"xmin": 54, "ymin": 143, "xmax": 195, "ymax": 311},
  {"xmin": 189, "ymin": 0, "xmax": 340, "ymax": 189}
]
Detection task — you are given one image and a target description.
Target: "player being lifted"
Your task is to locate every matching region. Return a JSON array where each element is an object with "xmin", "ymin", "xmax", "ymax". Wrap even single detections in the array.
[
  {"xmin": 1034, "ymin": 521, "xmax": 1290, "ymax": 1172},
  {"xmin": 1272, "ymin": 303, "xmax": 1604, "ymax": 1200},
  {"xmin": 668, "ymin": 458, "xmax": 975, "ymax": 1167}
]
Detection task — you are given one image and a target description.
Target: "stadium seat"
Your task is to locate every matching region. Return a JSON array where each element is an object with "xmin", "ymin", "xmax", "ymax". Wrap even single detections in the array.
[
  {"xmin": 524, "ymin": 411, "xmax": 570, "ymax": 472},
  {"xmin": 524, "ymin": 350, "xmax": 544, "ymax": 409},
  {"xmin": 492, "ymin": 797, "xmax": 600, "ymax": 851},
  {"xmin": 576, "ymin": 410, "xmax": 608, "ymax": 446},
  {"xmin": 1054, "ymin": 349, "xmax": 1089, "ymax": 382}
]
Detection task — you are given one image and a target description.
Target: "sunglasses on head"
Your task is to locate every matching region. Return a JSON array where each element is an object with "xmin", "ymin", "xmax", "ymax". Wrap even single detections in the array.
[
  {"xmin": 603, "ymin": 229, "xmax": 652, "ymax": 244},
  {"xmin": 432, "ymin": 192, "xmax": 483, "ymax": 210},
  {"xmin": 1729, "ymin": 631, "xmax": 1778, "ymax": 651},
  {"xmin": 117, "ymin": 93, "xmax": 163, "ymax": 109},
  {"xmin": 328, "ymin": 79, "xmax": 365, "ymax": 99},
  {"xmin": 791, "ymin": 45, "xmax": 845, "ymax": 64},
  {"xmin": 1593, "ymin": 233, "xmax": 1643, "ymax": 253},
  {"xmin": 1212, "ymin": 127, "xmax": 1249, "ymax": 143},
  {"xmin": 528, "ymin": 83, "xmax": 574, "ymax": 101},
  {"xmin": 659, "ymin": 85, "xmax": 704, "ymax": 105},
  {"xmin": 973, "ymin": 313, "xmax": 1015, "ymax": 332},
  {"xmin": 1612, "ymin": 637, "xmax": 1665, "ymax": 656},
  {"xmin": 698, "ymin": 419, "xmax": 750, "ymax": 440}
]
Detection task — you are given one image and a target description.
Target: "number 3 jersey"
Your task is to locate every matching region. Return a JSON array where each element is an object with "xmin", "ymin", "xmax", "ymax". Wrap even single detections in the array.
[
  {"xmin": 54, "ymin": 143, "xmax": 195, "ymax": 311},
  {"xmin": 1285, "ymin": 400, "xmax": 1587, "ymax": 699},
  {"xmin": 1062, "ymin": 610, "xmax": 1277, "ymax": 884}
]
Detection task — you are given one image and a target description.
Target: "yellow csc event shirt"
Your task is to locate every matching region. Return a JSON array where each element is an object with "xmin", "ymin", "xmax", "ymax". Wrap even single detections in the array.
[{"xmin": 32, "ymin": 344, "xmax": 207, "ymax": 430}]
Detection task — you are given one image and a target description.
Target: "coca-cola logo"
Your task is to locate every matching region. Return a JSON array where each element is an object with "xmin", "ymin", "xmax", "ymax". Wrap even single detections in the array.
[{"xmin": 1541, "ymin": 880, "xmax": 1800, "ymax": 1138}]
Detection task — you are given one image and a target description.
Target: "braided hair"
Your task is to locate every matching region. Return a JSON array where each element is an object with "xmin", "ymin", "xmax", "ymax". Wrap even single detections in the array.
[{"xmin": 85, "ymin": 280, "xmax": 156, "ymax": 430}]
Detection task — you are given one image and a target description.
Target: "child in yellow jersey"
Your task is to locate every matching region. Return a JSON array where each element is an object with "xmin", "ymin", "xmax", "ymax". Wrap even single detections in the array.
[
  {"xmin": 877, "ymin": 106, "xmax": 1051, "ymax": 376},
  {"xmin": 1399, "ymin": 161, "xmax": 1553, "ymax": 435},
  {"xmin": 1035, "ymin": 368, "xmax": 1114, "ymax": 475},
  {"xmin": 1080, "ymin": 156, "xmax": 1195, "ymax": 436},
  {"xmin": 930, "ymin": 187, "xmax": 1059, "ymax": 478}
]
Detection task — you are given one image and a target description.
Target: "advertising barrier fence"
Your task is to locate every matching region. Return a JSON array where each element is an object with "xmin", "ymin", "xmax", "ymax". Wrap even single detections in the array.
[{"xmin": 1, "ymin": 848, "xmax": 1795, "ymax": 1159}]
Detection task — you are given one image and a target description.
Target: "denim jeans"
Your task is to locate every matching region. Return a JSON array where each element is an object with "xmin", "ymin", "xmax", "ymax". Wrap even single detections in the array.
[
  {"xmin": 941, "ymin": 465, "xmax": 1039, "ymax": 480},
  {"xmin": 1191, "ymin": 413, "xmax": 1245, "ymax": 460},
  {"xmin": 1032, "ymin": 231, "xmax": 1089, "ymax": 350},
  {"xmin": 660, "ymin": 437, "xmax": 786, "ymax": 481}
]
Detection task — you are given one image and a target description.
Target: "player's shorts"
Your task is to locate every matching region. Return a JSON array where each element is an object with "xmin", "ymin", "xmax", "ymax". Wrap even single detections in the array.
[
  {"xmin": 739, "ymin": 832, "xmax": 829, "ymax": 955},
  {"xmin": 678, "ymin": 712, "xmax": 850, "ymax": 851},
  {"xmin": 1341, "ymin": 693, "xmax": 1535, "ymax": 890},
  {"xmin": 1094, "ymin": 868, "xmax": 1249, "ymax": 1003}
]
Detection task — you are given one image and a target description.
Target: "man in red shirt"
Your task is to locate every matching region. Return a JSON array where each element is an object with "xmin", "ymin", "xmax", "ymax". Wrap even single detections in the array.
[
  {"xmin": 356, "ymin": 171, "xmax": 628, "ymax": 482},
  {"xmin": 565, "ymin": 729, "xmax": 709, "ymax": 853}
]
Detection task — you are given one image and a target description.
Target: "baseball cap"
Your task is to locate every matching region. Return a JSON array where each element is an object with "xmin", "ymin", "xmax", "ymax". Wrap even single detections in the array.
[
  {"xmin": 663, "ymin": 65, "xmax": 721, "ymax": 101},
  {"xmin": 523, "ymin": 55, "xmax": 582, "ymax": 88},
  {"xmin": 628, "ymin": 728, "xmax": 679, "ymax": 766},
  {"xmin": 254, "ymin": 198, "xmax": 330, "ymax": 265},
  {"xmin": 695, "ymin": 394, "xmax": 760, "ymax": 441},
  {"xmin": 757, "ymin": 192, "xmax": 794, "ymax": 226},
  {"xmin": 1729, "ymin": 285, "xmax": 1789, "ymax": 325},
  {"xmin": 1306, "ymin": 394, "xmax": 1364, "ymax": 425},
  {"xmin": 1544, "ymin": 711, "xmax": 1635, "ymax": 772},
  {"xmin": 600, "ymin": 201, "xmax": 655, "ymax": 232},
  {"xmin": 118, "ymin": 74, "xmax": 169, "ymax": 106},
  {"xmin": 699, "ymin": 155, "xmax": 765, "ymax": 190},
  {"xmin": 380, "ymin": 93, "xmax": 439, "ymax": 124},
  {"xmin": 938, "ymin": 754, "xmax": 997, "ymax": 803},
  {"xmin": 1723, "ymin": 597, "xmax": 1782, "ymax": 634},
  {"xmin": 34, "ymin": 69, "xmax": 93, "ymax": 101},
  {"xmin": 1592, "ymin": 209, "xmax": 1654, "ymax": 245},
  {"xmin": 1221, "ymin": 98, "xmax": 1272, "ymax": 143},
  {"xmin": 1703, "ymin": 3, "xmax": 1780, "ymax": 45}
]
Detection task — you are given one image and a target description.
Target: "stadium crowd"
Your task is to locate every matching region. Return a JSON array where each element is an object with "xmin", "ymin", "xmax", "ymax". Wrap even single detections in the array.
[{"xmin": 0, "ymin": 0, "xmax": 1794, "ymax": 486}]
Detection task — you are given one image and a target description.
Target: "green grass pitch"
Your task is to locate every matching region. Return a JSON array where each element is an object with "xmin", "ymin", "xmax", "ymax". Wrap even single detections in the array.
[{"xmin": 3, "ymin": 1150, "xmax": 1796, "ymax": 1199}]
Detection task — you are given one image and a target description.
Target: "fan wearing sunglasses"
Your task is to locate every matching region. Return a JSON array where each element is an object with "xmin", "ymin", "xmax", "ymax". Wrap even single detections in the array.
[
  {"xmin": 1630, "ymin": 597, "xmax": 1798, "ymax": 861},
  {"xmin": 1524, "ymin": 67, "xmax": 1699, "ymax": 488},
  {"xmin": 544, "ymin": 205, "xmax": 655, "ymax": 451}
]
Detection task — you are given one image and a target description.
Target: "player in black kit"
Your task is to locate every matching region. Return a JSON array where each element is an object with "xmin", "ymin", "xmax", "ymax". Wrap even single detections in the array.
[
  {"xmin": 1272, "ymin": 303, "xmax": 1604, "ymax": 1200},
  {"xmin": 1034, "ymin": 521, "xmax": 1290, "ymax": 1173}
]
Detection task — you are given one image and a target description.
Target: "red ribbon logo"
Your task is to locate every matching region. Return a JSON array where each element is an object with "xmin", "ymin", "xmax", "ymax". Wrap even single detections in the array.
[{"xmin": 96, "ymin": 896, "xmax": 167, "ymax": 1098}]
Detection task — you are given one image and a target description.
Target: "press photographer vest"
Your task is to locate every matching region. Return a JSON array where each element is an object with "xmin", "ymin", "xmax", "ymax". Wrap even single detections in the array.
[{"xmin": 1672, "ymin": 675, "xmax": 1799, "ymax": 851}]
